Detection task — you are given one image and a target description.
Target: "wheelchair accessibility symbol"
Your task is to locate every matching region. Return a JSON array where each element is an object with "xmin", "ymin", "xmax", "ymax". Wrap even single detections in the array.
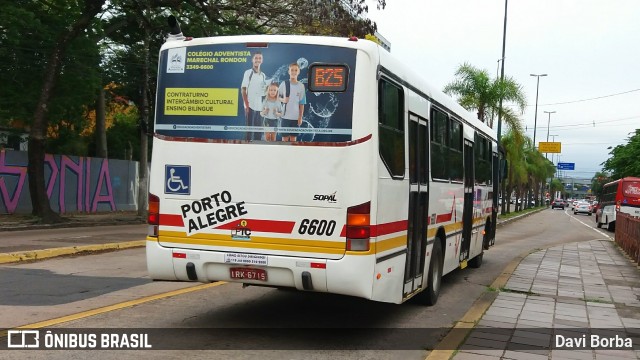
[{"xmin": 165, "ymin": 165, "xmax": 191, "ymax": 195}]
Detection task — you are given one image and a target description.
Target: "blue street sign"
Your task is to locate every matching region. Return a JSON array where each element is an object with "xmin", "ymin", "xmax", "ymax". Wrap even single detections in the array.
[{"xmin": 557, "ymin": 162, "xmax": 575, "ymax": 170}]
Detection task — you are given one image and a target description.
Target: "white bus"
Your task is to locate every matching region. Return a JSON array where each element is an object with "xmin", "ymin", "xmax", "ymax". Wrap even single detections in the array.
[{"xmin": 147, "ymin": 29, "xmax": 499, "ymax": 305}]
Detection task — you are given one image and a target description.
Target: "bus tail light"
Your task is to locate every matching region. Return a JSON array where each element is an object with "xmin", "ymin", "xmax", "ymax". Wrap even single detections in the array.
[
  {"xmin": 346, "ymin": 201, "xmax": 370, "ymax": 251},
  {"xmin": 148, "ymin": 193, "xmax": 159, "ymax": 237}
]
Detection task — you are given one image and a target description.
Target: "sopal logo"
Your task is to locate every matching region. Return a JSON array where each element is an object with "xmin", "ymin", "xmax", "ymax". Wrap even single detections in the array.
[{"xmin": 313, "ymin": 191, "xmax": 337, "ymax": 203}]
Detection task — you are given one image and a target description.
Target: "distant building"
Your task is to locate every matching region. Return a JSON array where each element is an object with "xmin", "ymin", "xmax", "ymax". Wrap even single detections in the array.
[{"xmin": 559, "ymin": 177, "xmax": 592, "ymax": 198}]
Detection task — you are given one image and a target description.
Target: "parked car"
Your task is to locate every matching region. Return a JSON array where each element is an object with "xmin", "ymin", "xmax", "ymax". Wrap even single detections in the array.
[
  {"xmin": 551, "ymin": 199, "xmax": 565, "ymax": 209},
  {"xmin": 574, "ymin": 202, "xmax": 592, "ymax": 216},
  {"xmin": 590, "ymin": 201, "xmax": 599, "ymax": 214}
]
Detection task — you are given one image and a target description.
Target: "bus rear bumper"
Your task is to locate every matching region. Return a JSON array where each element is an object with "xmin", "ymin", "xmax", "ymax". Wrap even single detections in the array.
[
  {"xmin": 146, "ymin": 237, "xmax": 402, "ymax": 303},
  {"xmin": 146, "ymin": 239, "xmax": 312, "ymax": 288}
]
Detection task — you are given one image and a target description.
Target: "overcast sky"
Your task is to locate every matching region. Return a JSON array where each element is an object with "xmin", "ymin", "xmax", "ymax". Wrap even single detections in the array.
[{"xmin": 366, "ymin": 0, "xmax": 640, "ymax": 180}]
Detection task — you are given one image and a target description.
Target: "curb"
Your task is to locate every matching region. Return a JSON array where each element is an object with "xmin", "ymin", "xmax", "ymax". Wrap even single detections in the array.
[
  {"xmin": 0, "ymin": 240, "xmax": 146, "ymax": 264},
  {"xmin": 425, "ymin": 249, "xmax": 537, "ymax": 360},
  {"xmin": 426, "ymin": 207, "xmax": 546, "ymax": 360},
  {"xmin": 496, "ymin": 206, "xmax": 546, "ymax": 228}
]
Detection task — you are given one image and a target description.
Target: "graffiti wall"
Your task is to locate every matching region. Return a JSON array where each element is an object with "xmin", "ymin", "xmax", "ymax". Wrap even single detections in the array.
[{"xmin": 0, "ymin": 150, "xmax": 139, "ymax": 214}]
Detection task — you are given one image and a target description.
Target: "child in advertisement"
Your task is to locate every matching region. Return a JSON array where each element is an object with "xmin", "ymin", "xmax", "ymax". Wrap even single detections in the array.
[
  {"xmin": 278, "ymin": 62, "xmax": 307, "ymax": 142},
  {"xmin": 260, "ymin": 82, "xmax": 283, "ymax": 142}
]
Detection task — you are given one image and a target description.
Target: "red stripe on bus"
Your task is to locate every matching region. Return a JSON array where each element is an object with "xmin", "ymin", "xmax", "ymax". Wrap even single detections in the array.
[
  {"xmin": 435, "ymin": 213, "xmax": 453, "ymax": 223},
  {"xmin": 339, "ymin": 220, "xmax": 409, "ymax": 238},
  {"xmin": 215, "ymin": 219, "xmax": 295, "ymax": 234},
  {"xmin": 373, "ymin": 220, "xmax": 408, "ymax": 236},
  {"xmin": 159, "ymin": 215, "xmax": 294, "ymax": 234},
  {"xmin": 291, "ymin": 134, "xmax": 372, "ymax": 147},
  {"xmin": 160, "ymin": 214, "xmax": 184, "ymax": 227},
  {"xmin": 155, "ymin": 133, "xmax": 372, "ymax": 147}
]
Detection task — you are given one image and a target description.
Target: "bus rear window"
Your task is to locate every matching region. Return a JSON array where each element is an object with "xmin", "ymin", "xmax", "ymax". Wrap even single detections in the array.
[
  {"xmin": 155, "ymin": 43, "xmax": 357, "ymax": 143},
  {"xmin": 623, "ymin": 181, "xmax": 640, "ymax": 198}
]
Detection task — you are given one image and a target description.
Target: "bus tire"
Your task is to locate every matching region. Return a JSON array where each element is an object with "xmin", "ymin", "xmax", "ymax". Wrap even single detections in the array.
[
  {"xmin": 469, "ymin": 252, "xmax": 483, "ymax": 268},
  {"xmin": 418, "ymin": 240, "xmax": 443, "ymax": 306}
]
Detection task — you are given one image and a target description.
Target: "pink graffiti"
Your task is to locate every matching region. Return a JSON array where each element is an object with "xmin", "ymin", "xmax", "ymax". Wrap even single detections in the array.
[
  {"xmin": 92, "ymin": 159, "xmax": 116, "ymax": 212},
  {"xmin": 45, "ymin": 154, "xmax": 59, "ymax": 199},
  {"xmin": 0, "ymin": 151, "xmax": 116, "ymax": 214},
  {"xmin": 0, "ymin": 150, "xmax": 28, "ymax": 213},
  {"xmin": 59, "ymin": 156, "xmax": 83, "ymax": 214}
]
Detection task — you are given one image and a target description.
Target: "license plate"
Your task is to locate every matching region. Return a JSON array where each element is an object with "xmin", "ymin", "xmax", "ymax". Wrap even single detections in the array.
[{"xmin": 229, "ymin": 267, "xmax": 267, "ymax": 281}]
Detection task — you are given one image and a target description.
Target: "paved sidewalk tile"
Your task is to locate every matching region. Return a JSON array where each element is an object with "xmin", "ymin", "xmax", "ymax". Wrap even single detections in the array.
[{"xmin": 451, "ymin": 239, "xmax": 640, "ymax": 360}]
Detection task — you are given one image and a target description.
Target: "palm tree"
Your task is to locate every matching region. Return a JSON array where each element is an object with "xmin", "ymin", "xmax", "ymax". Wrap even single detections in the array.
[
  {"xmin": 500, "ymin": 130, "xmax": 526, "ymax": 214},
  {"xmin": 443, "ymin": 63, "xmax": 527, "ymax": 132},
  {"xmin": 444, "ymin": 63, "xmax": 529, "ymax": 214}
]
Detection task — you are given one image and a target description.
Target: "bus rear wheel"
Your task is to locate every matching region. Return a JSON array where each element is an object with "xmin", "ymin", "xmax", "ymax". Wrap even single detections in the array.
[
  {"xmin": 469, "ymin": 252, "xmax": 483, "ymax": 268},
  {"xmin": 417, "ymin": 240, "xmax": 443, "ymax": 306}
]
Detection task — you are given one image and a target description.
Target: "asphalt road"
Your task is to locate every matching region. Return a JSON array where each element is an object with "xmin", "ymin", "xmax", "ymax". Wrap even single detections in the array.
[{"xmin": 0, "ymin": 208, "xmax": 613, "ymax": 359}]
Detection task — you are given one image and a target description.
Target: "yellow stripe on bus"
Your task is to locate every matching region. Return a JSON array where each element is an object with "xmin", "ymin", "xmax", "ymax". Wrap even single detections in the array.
[
  {"xmin": 158, "ymin": 230, "xmax": 344, "ymax": 248},
  {"xmin": 156, "ymin": 231, "xmax": 345, "ymax": 255},
  {"xmin": 152, "ymin": 216, "xmax": 489, "ymax": 257}
]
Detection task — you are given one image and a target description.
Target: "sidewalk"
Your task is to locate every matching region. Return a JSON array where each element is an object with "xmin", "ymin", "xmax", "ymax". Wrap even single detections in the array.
[
  {"xmin": 0, "ymin": 211, "xmax": 144, "ymax": 232},
  {"xmin": 432, "ymin": 239, "xmax": 640, "ymax": 360},
  {"xmin": 0, "ymin": 212, "xmax": 146, "ymax": 263}
]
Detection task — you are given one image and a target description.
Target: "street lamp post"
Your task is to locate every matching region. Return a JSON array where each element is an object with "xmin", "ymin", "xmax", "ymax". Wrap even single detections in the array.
[
  {"xmin": 493, "ymin": 0, "xmax": 508, "ymax": 238},
  {"xmin": 549, "ymin": 134, "xmax": 559, "ymax": 164},
  {"xmin": 530, "ymin": 74, "xmax": 547, "ymax": 148},
  {"xmin": 548, "ymin": 134, "xmax": 559, "ymax": 205},
  {"xmin": 544, "ymin": 110, "xmax": 556, "ymax": 159}
]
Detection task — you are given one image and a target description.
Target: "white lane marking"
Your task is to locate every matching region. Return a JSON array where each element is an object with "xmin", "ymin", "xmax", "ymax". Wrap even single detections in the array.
[{"xmin": 564, "ymin": 209, "xmax": 613, "ymax": 240}]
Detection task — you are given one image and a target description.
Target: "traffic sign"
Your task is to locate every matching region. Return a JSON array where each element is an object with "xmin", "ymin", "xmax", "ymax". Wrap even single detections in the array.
[
  {"xmin": 538, "ymin": 142, "xmax": 562, "ymax": 153},
  {"xmin": 557, "ymin": 162, "xmax": 575, "ymax": 170}
]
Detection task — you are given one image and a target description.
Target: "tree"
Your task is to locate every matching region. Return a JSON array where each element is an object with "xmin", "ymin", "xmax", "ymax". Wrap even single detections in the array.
[
  {"xmin": 591, "ymin": 172, "xmax": 611, "ymax": 199},
  {"xmin": 101, "ymin": 0, "xmax": 387, "ymax": 217},
  {"xmin": 500, "ymin": 130, "xmax": 526, "ymax": 214},
  {"xmin": 549, "ymin": 178, "xmax": 564, "ymax": 197},
  {"xmin": 443, "ymin": 63, "xmax": 527, "ymax": 131},
  {"xmin": 179, "ymin": 0, "xmax": 384, "ymax": 37},
  {"xmin": 525, "ymin": 146, "xmax": 554, "ymax": 207},
  {"xmin": 443, "ymin": 63, "xmax": 529, "ymax": 213},
  {"xmin": 4, "ymin": 0, "xmax": 386, "ymax": 221},
  {"xmin": 24, "ymin": 0, "xmax": 106, "ymax": 222},
  {"xmin": 601, "ymin": 129, "xmax": 640, "ymax": 179}
]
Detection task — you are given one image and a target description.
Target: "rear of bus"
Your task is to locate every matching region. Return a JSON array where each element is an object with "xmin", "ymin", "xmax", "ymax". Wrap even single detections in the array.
[
  {"xmin": 146, "ymin": 35, "xmax": 382, "ymax": 300},
  {"xmin": 599, "ymin": 177, "xmax": 640, "ymax": 229},
  {"xmin": 618, "ymin": 177, "xmax": 640, "ymax": 217}
]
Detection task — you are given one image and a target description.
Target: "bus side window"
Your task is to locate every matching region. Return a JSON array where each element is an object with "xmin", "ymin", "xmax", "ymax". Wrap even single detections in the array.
[
  {"xmin": 378, "ymin": 79, "xmax": 405, "ymax": 178},
  {"xmin": 430, "ymin": 108, "xmax": 448, "ymax": 180},
  {"xmin": 474, "ymin": 133, "xmax": 492, "ymax": 185},
  {"xmin": 449, "ymin": 119, "xmax": 463, "ymax": 182}
]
